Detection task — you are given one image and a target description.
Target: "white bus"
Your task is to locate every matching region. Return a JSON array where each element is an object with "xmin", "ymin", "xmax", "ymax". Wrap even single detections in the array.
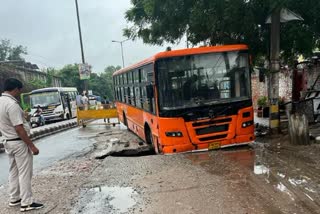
[{"xmin": 24, "ymin": 87, "xmax": 78, "ymax": 121}]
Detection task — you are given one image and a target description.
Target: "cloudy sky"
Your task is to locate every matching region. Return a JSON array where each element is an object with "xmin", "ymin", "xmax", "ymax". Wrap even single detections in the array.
[{"xmin": 0, "ymin": 0, "xmax": 186, "ymax": 72}]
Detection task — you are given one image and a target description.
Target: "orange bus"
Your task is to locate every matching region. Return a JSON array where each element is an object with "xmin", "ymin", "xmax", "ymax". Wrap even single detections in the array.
[{"xmin": 113, "ymin": 44, "xmax": 255, "ymax": 154}]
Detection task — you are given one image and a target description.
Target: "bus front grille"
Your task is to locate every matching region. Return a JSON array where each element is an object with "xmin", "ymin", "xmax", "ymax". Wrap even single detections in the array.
[
  {"xmin": 199, "ymin": 134, "xmax": 228, "ymax": 142},
  {"xmin": 191, "ymin": 117, "xmax": 232, "ymax": 143},
  {"xmin": 42, "ymin": 109, "xmax": 54, "ymax": 115},
  {"xmin": 195, "ymin": 124, "xmax": 229, "ymax": 135},
  {"xmin": 192, "ymin": 118, "xmax": 232, "ymax": 127}
]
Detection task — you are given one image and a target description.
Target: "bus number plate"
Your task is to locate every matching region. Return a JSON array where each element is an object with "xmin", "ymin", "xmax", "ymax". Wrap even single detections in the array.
[{"xmin": 208, "ymin": 142, "xmax": 220, "ymax": 150}]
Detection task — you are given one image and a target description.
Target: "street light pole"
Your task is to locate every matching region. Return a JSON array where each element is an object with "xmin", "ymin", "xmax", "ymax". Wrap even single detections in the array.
[
  {"xmin": 112, "ymin": 39, "xmax": 129, "ymax": 68},
  {"xmin": 74, "ymin": 0, "xmax": 88, "ymax": 92}
]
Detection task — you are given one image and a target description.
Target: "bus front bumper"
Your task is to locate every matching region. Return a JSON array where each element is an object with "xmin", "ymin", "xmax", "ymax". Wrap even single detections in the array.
[{"xmin": 160, "ymin": 134, "xmax": 255, "ymax": 154}]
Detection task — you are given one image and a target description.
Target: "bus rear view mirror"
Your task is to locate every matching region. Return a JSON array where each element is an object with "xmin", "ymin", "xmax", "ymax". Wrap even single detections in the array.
[{"xmin": 146, "ymin": 85, "xmax": 154, "ymax": 98}]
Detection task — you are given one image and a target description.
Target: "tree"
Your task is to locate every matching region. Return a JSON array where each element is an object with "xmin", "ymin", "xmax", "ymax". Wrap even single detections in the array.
[
  {"xmin": 57, "ymin": 64, "xmax": 83, "ymax": 92},
  {"xmin": 45, "ymin": 67, "xmax": 59, "ymax": 87},
  {"xmin": 89, "ymin": 65, "xmax": 121, "ymax": 100},
  {"xmin": 99, "ymin": 65, "xmax": 121, "ymax": 100},
  {"xmin": 29, "ymin": 79, "xmax": 47, "ymax": 89},
  {"xmin": 0, "ymin": 39, "xmax": 27, "ymax": 61},
  {"xmin": 124, "ymin": 0, "xmax": 320, "ymax": 64},
  {"xmin": 56, "ymin": 64, "xmax": 121, "ymax": 100}
]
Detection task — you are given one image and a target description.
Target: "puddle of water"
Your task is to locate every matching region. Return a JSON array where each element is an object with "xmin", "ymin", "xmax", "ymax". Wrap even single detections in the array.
[
  {"xmin": 185, "ymin": 144, "xmax": 320, "ymax": 210},
  {"xmin": 71, "ymin": 186, "xmax": 137, "ymax": 214},
  {"xmin": 0, "ymin": 126, "xmax": 102, "ymax": 185}
]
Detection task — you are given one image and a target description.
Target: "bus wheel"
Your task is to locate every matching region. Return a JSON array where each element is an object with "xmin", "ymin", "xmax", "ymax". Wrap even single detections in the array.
[
  {"xmin": 145, "ymin": 126, "xmax": 156, "ymax": 154},
  {"xmin": 123, "ymin": 112, "xmax": 128, "ymax": 127}
]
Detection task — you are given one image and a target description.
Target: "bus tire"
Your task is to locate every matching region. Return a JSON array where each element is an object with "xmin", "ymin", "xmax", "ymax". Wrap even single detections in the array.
[
  {"xmin": 123, "ymin": 112, "xmax": 131, "ymax": 131},
  {"xmin": 145, "ymin": 125, "xmax": 156, "ymax": 154}
]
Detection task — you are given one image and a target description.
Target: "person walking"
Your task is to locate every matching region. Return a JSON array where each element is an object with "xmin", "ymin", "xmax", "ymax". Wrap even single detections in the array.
[
  {"xmin": 0, "ymin": 78, "xmax": 44, "ymax": 212},
  {"xmin": 81, "ymin": 92, "xmax": 89, "ymax": 104}
]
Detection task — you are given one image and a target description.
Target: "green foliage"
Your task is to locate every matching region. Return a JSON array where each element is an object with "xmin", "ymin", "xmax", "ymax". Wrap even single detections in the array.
[
  {"xmin": 257, "ymin": 96, "xmax": 268, "ymax": 107},
  {"xmin": 57, "ymin": 64, "xmax": 84, "ymax": 92},
  {"xmin": 56, "ymin": 64, "xmax": 121, "ymax": 101},
  {"xmin": 103, "ymin": 65, "xmax": 122, "ymax": 100},
  {"xmin": 124, "ymin": 0, "xmax": 320, "ymax": 64},
  {"xmin": 90, "ymin": 65, "xmax": 121, "ymax": 100},
  {"xmin": 0, "ymin": 39, "xmax": 27, "ymax": 61},
  {"xmin": 29, "ymin": 79, "xmax": 47, "ymax": 89},
  {"xmin": 45, "ymin": 67, "xmax": 58, "ymax": 87}
]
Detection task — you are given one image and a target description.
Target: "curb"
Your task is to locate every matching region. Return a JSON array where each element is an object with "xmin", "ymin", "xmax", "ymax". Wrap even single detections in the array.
[{"xmin": 0, "ymin": 120, "xmax": 78, "ymax": 153}]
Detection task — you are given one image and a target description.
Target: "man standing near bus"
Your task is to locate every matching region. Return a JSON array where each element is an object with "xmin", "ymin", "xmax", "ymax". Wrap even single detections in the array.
[{"xmin": 0, "ymin": 78, "xmax": 44, "ymax": 212}]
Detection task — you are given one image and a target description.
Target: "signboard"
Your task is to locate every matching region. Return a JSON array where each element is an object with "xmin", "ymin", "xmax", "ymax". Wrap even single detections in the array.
[{"xmin": 79, "ymin": 63, "xmax": 91, "ymax": 80}]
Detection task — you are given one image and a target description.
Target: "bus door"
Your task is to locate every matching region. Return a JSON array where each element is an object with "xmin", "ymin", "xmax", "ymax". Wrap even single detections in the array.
[{"xmin": 61, "ymin": 92, "xmax": 72, "ymax": 119}]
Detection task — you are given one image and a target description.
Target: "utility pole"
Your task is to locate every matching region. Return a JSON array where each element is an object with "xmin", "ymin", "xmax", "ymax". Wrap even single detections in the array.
[
  {"xmin": 112, "ymin": 39, "xmax": 129, "ymax": 68},
  {"xmin": 268, "ymin": 8, "xmax": 281, "ymax": 133},
  {"xmin": 74, "ymin": 0, "xmax": 88, "ymax": 93}
]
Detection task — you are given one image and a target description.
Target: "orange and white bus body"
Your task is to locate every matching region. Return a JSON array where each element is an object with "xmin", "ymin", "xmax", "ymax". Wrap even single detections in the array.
[{"xmin": 113, "ymin": 45, "xmax": 255, "ymax": 154}]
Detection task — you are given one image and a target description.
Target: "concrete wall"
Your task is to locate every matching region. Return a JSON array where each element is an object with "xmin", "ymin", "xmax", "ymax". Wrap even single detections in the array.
[
  {"xmin": 252, "ymin": 68, "xmax": 292, "ymax": 110},
  {"xmin": 0, "ymin": 63, "xmax": 61, "ymax": 88},
  {"xmin": 252, "ymin": 63, "xmax": 320, "ymax": 110}
]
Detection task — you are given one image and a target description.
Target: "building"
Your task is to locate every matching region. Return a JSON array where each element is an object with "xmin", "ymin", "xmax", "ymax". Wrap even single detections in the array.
[{"xmin": 0, "ymin": 60, "xmax": 62, "ymax": 91}]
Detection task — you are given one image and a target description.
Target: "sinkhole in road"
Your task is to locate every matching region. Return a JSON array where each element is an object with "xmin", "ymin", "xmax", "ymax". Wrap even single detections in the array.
[
  {"xmin": 108, "ymin": 147, "xmax": 156, "ymax": 157},
  {"xmin": 71, "ymin": 186, "xmax": 138, "ymax": 214}
]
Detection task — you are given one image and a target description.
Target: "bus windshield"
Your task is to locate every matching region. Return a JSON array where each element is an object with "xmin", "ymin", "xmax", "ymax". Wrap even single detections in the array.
[
  {"xmin": 157, "ymin": 51, "xmax": 251, "ymax": 110},
  {"xmin": 30, "ymin": 91, "xmax": 61, "ymax": 107}
]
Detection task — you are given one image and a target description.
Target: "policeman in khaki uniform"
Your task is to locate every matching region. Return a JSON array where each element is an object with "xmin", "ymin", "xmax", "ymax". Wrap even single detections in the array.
[{"xmin": 0, "ymin": 78, "xmax": 44, "ymax": 212}]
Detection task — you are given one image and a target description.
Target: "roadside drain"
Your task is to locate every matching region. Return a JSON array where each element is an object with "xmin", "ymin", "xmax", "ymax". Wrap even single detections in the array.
[{"xmin": 71, "ymin": 186, "xmax": 137, "ymax": 213}]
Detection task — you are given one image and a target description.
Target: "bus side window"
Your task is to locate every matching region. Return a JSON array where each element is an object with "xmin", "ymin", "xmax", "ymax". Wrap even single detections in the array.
[
  {"xmin": 115, "ymin": 87, "xmax": 118, "ymax": 101},
  {"xmin": 127, "ymin": 87, "xmax": 131, "ymax": 104},
  {"xmin": 135, "ymin": 87, "xmax": 141, "ymax": 108},
  {"xmin": 131, "ymin": 86, "xmax": 135, "ymax": 106},
  {"xmin": 141, "ymin": 87, "xmax": 149, "ymax": 111},
  {"xmin": 141, "ymin": 67, "xmax": 148, "ymax": 82},
  {"xmin": 73, "ymin": 92, "xmax": 77, "ymax": 101},
  {"xmin": 118, "ymin": 87, "xmax": 124, "ymax": 102}
]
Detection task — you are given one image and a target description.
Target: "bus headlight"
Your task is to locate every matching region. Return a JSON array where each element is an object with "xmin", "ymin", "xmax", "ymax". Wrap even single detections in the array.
[
  {"xmin": 242, "ymin": 121, "xmax": 253, "ymax": 128},
  {"xmin": 165, "ymin": 131, "xmax": 183, "ymax": 137}
]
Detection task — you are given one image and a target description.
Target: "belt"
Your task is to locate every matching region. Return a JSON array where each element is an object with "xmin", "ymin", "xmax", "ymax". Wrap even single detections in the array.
[{"xmin": 6, "ymin": 138, "xmax": 22, "ymax": 141}]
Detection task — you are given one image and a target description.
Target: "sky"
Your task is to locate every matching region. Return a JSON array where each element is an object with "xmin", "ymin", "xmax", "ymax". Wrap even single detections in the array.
[{"xmin": 0, "ymin": 0, "xmax": 186, "ymax": 72}]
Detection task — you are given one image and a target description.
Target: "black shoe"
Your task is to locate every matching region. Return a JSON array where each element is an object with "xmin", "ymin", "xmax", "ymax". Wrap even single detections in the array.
[
  {"xmin": 9, "ymin": 199, "xmax": 21, "ymax": 207},
  {"xmin": 20, "ymin": 202, "xmax": 44, "ymax": 212}
]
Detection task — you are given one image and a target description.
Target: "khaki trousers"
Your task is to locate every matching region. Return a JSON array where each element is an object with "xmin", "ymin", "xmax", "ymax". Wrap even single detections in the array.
[{"xmin": 3, "ymin": 140, "xmax": 33, "ymax": 206}]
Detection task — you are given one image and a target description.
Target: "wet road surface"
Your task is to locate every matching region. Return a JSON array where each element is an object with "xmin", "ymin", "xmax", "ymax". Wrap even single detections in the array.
[
  {"xmin": 184, "ymin": 143, "xmax": 320, "ymax": 213},
  {"xmin": 0, "ymin": 121, "xmax": 319, "ymax": 213},
  {"xmin": 0, "ymin": 125, "xmax": 106, "ymax": 186}
]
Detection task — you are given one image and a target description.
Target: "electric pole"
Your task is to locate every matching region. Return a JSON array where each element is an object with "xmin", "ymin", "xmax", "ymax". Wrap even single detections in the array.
[
  {"xmin": 74, "ymin": 0, "xmax": 88, "ymax": 93},
  {"xmin": 268, "ymin": 8, "xmax": 281, "ymax": 133}
]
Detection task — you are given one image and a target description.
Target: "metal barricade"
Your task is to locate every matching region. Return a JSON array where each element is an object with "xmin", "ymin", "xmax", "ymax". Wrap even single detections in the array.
[{"xmin": 77, "ymin": 103, "xmax": 119, "ymax": 127}]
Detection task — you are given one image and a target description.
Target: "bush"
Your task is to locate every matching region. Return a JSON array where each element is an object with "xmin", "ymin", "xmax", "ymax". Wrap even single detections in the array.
[{"xmin": 257, "ymin": 96, "xmax": 268, "ymax": 108}]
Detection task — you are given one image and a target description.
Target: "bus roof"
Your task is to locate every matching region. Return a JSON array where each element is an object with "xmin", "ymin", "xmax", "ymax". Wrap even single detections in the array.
[
  {"xmin": 31, "ymin": 87, "xmax": 77, "ymax": 94},
  {"xmin": 113, "ymin": 44, "xmax": 248, "ymax": 76}
]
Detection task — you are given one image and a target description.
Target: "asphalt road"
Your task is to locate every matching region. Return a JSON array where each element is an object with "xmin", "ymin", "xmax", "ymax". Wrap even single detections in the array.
[{"xmin": 0, "ymin": 122, "xmax": 319, "ymax": 214}]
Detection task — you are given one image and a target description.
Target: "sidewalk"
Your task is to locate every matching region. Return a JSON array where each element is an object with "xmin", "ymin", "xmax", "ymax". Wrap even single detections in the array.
[
  {"xmin": 0, "ymin": 119, "xmax": 78, "ymax": 152},
  {"xmin": 254, "ymin": 113, "xmax": 269, "ymax": 127}
]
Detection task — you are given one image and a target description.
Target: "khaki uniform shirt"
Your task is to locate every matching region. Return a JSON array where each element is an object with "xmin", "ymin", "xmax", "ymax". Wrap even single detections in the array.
[{"xmin": 0, "ymin": 93, "xmax": 30, "ymax": 139}]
